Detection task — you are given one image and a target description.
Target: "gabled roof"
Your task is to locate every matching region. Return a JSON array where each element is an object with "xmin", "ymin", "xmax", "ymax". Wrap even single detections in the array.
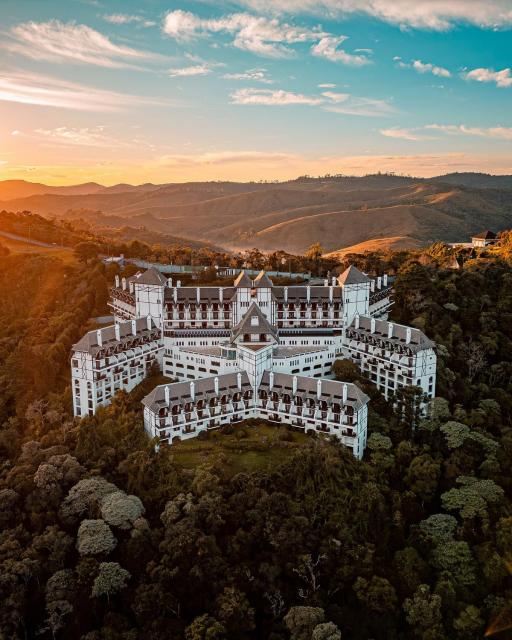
[
  {"xmin": 133, "ymin": 267, "xmax": 168, "ymax": 286},
  {"xmin": 472, "ymin": 230, "xmax": 496, "ymax": 240},
  {"xmin": 231, "ymin": 302, "xmax": 278, "ymax": 342},
  {"xmin": 253, "ymin": 270, "xmax": 274, "ymax": 288},
  {"xmin": 72, "ymin": 317, "xmax": 160, "ymax": 356},
  {"xmin": 337, "ymin": 265, "xmax": 370, "ymax": 286},
  {"xmin": 234, "ymin": 270, "xmax": 253, "ymax": 287}
]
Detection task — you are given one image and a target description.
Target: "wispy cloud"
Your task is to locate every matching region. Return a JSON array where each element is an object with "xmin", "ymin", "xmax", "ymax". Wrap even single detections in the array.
[
  {"xmin": 162, "ymin": 9, "xmax": 372, "ymax": 63},
  {"xmin": 464, "ymin": 67, "xmax": 512, "ymax": 88},
  {"xmin": 0, "ymin": 70, "xmax": 166, "ymax": 111},
  {"xmin": 311, "ymin": 36, "xmax": 372, "ymax": 66},
  {"xmin": 222, "ymin": 68, "xmax": 273, "ymax": 83},
  {"xmin": 3, "ymin": 20, "xmax": 159, "ymax": 68},
  {"xmin": 426, "ymin": 123, "xmax": 512, "ymax": 139},
  {"xmin": 102, "ymin": 14, "xmax": 156, "ymax": 27},
  {"xmin": 380, "ymin": 127, "xmax": 429, "ymax": 141},
  {"xmin": 159, "ymin": 150, "xmax": 300, "ymax": 166},
  {"xmin": 169, "ymin": 65, "xmax": 214, "ymax": 77},
  {"xmin": 231, "ymin": 88, "xmax": 323, "ymax": 105},
  {"xmin": 231, "ymin": 87, "xmax": 395, "ymax": 116},
  {"xmin": 163, "ymin": 10, "xmax": 327, "ymax": 57},
  {"xmin": 395, "ymin": 57, "xmax": 451, "ymax": 77},
  {"xmin": 318, "ymin": 83, "xmax": 336, "ymax": 88},
  {"xmin": 233, "ymin": 0, "xmax": 512, "ymax": 31}
]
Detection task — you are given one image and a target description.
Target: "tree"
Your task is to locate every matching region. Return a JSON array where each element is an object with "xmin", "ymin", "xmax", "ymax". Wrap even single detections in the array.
[
  {"xmin": 452, "ymin": 605, "xmax": 484, "ymax": 639},
  {"xmin": 74, "ymin": 241, "xmax": 100, "ymax": 263},
  {"xmin": 284, "ymin": 607, "xmax": 325, "ymax": 640},
  {"xmin": 418, "ymin": 514, "xmax": 458, "ymax": 545},
  {"xmin": 312, "ymin": 622, "xmax": 342, "ymax": 640},
  {"xmin": 305, "ymin": 243, "xmax": 324, "ymax": 262},
  {"xmin": 403, "ymin": 584, "xmax": 444, "ymax": 640},
  {"xmin": 331, "ymin": 359, "xmax": 361, "ymax": 383},
  {"xmin": 432, "ymin": 541, "xmax": 476, "ymax": 587},
  {"xmin": 441, "ymin": 476, "xmax": 504, "ymax": 521},
  {"xmin": 91, "ymin": 562, "xmax": 131, "ymax": 600},
  {"xmin": 61, "ymin": 477, "xmax": 118, "ymax": 522},
  {"xmin": 353, "ymin": 576, "xmax": 397, "ymax": 614},
  {"xmin": 405, "ymin": 454, "xmax": 440, "ymax": 501},
  {"xmin": 100, "ymin": 491, "xmax": 145, "ymax": 530},
  {"xmin": 76, "ymin": 519, "xmax": 117, "ymax": 556},
  {"xmin": 185, "ymin": 614, "xmax": 226, "ymax": 640}
]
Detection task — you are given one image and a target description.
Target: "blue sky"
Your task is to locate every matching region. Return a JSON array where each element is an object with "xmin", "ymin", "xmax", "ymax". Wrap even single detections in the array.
[{"xmin": 0, "ymin": 0, "xmax": 511, "ymax": 184}]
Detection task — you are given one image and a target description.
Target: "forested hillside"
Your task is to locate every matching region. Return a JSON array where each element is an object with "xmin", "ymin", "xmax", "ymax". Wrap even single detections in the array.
[{"xmin": 1, "ymin": 241, "xmax": 512, "ymax": 639}]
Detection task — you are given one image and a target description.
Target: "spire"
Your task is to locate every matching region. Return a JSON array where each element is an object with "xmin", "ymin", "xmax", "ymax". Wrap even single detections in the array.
[
  {"xmin": 252, "ymin": 270, "xmax": 273, "ymax": 288},
  {"xmin": 337, "ymin": 265, "xmax": 370, "ymax": 286},
  {"xmin": 234, "ymin": 270, "xmax": 253, "ymax": 287}
]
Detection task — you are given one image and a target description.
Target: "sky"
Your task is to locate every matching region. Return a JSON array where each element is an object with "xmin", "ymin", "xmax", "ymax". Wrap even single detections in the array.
[{"xmin": 0, "ymin": 0, "xmax": 511, "ymax": 185}]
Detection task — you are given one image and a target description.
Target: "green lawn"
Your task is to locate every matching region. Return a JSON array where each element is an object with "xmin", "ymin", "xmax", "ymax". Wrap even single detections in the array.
[{"xmin": 167, "ymin": 420, "xmax": 314, "ymax": 475}]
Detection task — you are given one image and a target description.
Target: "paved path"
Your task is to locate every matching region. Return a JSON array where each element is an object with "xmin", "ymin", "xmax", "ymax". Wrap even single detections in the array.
[{"xmin": 0, "ymin": 230, "xmax": 70, "ymax": 249}]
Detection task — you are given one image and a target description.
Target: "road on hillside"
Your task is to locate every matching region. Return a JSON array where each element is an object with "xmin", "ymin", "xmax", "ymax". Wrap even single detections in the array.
[{"xmin": 0, "ymin": 230, "xmax": 71, "ymax": 249}]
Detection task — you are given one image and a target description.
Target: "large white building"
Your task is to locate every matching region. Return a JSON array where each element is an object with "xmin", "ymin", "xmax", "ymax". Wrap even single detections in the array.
[{"xmin": 71, "ymin": 265, "xmax": 436, "ymax": 459}]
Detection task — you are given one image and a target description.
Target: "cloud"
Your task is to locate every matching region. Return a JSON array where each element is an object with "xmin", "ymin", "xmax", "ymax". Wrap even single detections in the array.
[
  {"xmin": 33, "ymin": 126, "xmax": 124, "ymax": 148},
  {"xmin": 0, "ymin": 70, "xmax": 166, "ymax": 111},
  {"xmin": 324, "ymin": 96, "xmax": 395, "ymax": 117},
  {"xmin": 4, "ymin": 20, "xmax": 158, "ymax": 68},
  {"xmin": 321, "ymin": 91, "xmax": 349, "ymax": 102},
  {"xmin": 464, "ymin": 67, "xmax": 512, "ymax": 88},
  {"xmin": 232, "ymin": 0, "xmax": 512, "ymax": 31},
  {"xmin": 230, "ymin": 87, "xmax": 395, "ymax": 116},
  {"xmin": 163, "ymin": 10, "xmax": 328, "ymax": 57},
  {"xmin": 318, "ymin": 83, "xmax": 336, "ymax": 88},
  {"xmin": 102, "ymin": 14, "xmax": 156, "ymax": 27},
  {"xmin": 222, "ymin": 68, "xmax": 273, "ymax": 83},
  {"xmin": 311, "ymin": 36, "xmax": 372, "ymax": 66},
  {"xmin": 230, "ymin": 88, "xmax": 324, "ymax": 105},
  {"xmin": 426, "ymin": 124, "xmax": 512, "ymax": 139},
  {"xmin": 380, "ymin": 127, "xmax": 424, "ymax": 141},
  {"xmin": 169, "ymin": 65, "xmax": 213, "ymax": 77},
  {"xmin": 159, "ymin": 150, "xmax": 299, "ymax": 166},
  {"xmin": 396, "ymin": 58, "xmax": 451, "ymax": 77}
]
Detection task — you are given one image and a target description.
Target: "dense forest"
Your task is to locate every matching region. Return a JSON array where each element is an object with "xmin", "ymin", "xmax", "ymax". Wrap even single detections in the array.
[{"xmin": 1, "ymin": 231, "xmax": 512, "ymax": 639}]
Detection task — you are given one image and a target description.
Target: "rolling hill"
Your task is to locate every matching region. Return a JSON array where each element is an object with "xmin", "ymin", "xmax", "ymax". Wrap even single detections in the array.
[{"xmin": 1, "ymin": 174, "xmax": 512, "ymax": 254}]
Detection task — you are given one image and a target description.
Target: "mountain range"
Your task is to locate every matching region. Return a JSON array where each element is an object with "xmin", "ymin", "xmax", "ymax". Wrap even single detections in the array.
[{"xmin": 1, "ymin": 173, "xmax": 511, "ymax": 254}]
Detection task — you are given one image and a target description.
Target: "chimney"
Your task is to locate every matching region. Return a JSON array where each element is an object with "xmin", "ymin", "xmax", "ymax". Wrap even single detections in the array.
[
  {"xmin": 343, "ymin": 384, "xmax": 348, "ymax": 404},
  {"xmin": 131, "ymin": 320, "xmax": 137, "ymax": 336},
  {"xmin": 167, "ymin": 277, "xmax": 173, "ymax": 288},
  {"xmin": 406, "ymin": 327, "xmax": 412, "ymax": 344},
  {"xmin": 317, "ymin": 378, "xmax": 322, "ymax": 400},
  {"xmin": 129, "ymin": 281, "xmax": 134, "ymax": 294},
  {"xmin": 383, "ymin": 274, "xmax": 388, "ymax": 286},
  {"xmin": 307, "ymin": 286, "xmax": 311, "ymax": 303},
  {"xmin": 237, "ymin": 372, "xmax": 242, "ymax": 390},
  {"xmin": 332, "ymin": 276, "xmax": 337, "ymax": 286},
  {"xmin": 164, "ymin": 385, "xmax": 170, "ymax": 405},
  {"xmin": 355, "ymin": 313, "xmax": 360, "ymax": 329},
  {"xmin": 214, "ymin": 377, "xmax": 219, "ymax": 395},
  {"xmin": 122, "ymin": 277, "xmax": 127, "ymax": 290},
  {"xmin": 115, "ymin": 275, "xmax": 120, "ymax": 288},
  {"xmin": 196, "ymin": 287, "xmax": 200, "ymax": 303},
  {"xmin": 269, "ymin": 371, "xmax": 274, "ymax": 388},
  {"xmin": 388, "ymin": 322, "xmax": 394, "ymax": 339},
  {"xmin": 377, "ymin": 276, "xmax": 382, "ymax": 289},
  {"xmin": 293, "ymin": 375, "xmax": 298, "ymax": 395},
  {"xmin": 323, "ymin": 279, "xmax": 328, "ymax": 286},
  {"xmin": 146, "ymin": 315, "xmax": 152, "ymax": 330},
  {"xmin": 177, "ymin": 280, "xmax": 181, "ymax": 288},
  {"xmin": 370, "ymin": 279, "xmax": 375, "ymax": 292},
  {"xmin": 173, "ymin": 287, "xmax": 178, "ymax": 303},
  {"xmin": 284, "ymin": 287, "xmax": 288, "ymax": 303},
  {"xmin": 329, "ymin": 286, "xmax": 333, "ymax": 302},
  {"xmin": 114, "ymin": 324, "xmax": 120, "ymax": 341},
  {"xmin": 370, "ymin": 318, "xmax": 376, "ymax": 333},
  {"xmin": 190, "ymin": 381, "xmax": 195, "ymax": 401},
  {"xmin": 96, "ymin": 329, "xmax": 103, "ymax": 347},
  {"xmin": 219, "ymin": 288, "xmax": 223, "ymax": 303}
]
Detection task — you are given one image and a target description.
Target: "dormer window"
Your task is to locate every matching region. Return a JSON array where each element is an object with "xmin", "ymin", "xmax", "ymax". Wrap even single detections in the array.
[{"xmin": 251, "ymin": 316, "xmax": 258, "ymax": 326}]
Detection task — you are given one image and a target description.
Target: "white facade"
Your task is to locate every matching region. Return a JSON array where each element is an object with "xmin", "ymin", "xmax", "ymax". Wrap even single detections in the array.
[{"xmin": 73, "ymin": 265, "xmax": 436, "ymax": 459}]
